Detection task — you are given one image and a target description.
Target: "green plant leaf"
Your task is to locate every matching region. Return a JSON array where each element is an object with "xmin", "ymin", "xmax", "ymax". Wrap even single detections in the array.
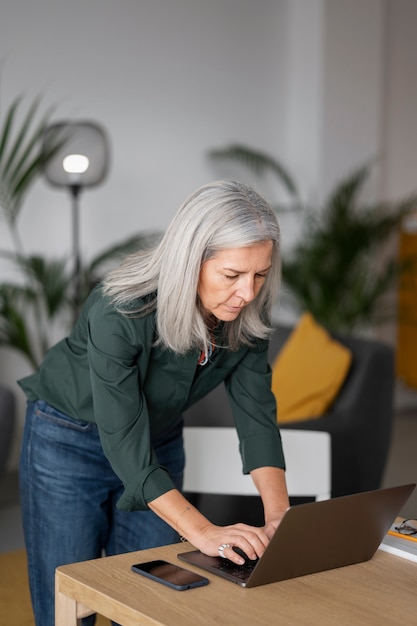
[
  {"xmin": 209, "ymin": 143, "xmax": 299, "ymax": 198},
  {"xmin": 0, "ymin": 284, "xmax": 39, "ymax": 369},
  {"xmin": 84, "ymin": 231, "xmax": 163, "ymax": 292},
  {"xmin": 0, "ymin": 95, "xmax": 22, "ymax": 163},
  {"xmin": 2, "ymin": 97, "xmax": 40, "ymax": 178},
  {"xmin": 279, "ymin": 162, "xmax": 417, "ymax": 332},
  {"xmin": 0, "ymin": 92, "xmax": 65, "ymax": 226},
  {"xmin": 20, "ymin": 255, "xmax": 72, "ymax": 317}
]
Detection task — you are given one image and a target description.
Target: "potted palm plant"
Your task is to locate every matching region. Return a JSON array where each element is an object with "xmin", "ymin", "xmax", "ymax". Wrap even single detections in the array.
[{"xmin": 209, "ymin": 143, "xmax": 417, "ymax": 333}]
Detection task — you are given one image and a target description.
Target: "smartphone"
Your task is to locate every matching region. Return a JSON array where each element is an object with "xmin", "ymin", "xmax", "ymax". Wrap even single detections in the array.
[{"xmin": 131, "ymin": 559, "xmax": 209, "ymax": 591}]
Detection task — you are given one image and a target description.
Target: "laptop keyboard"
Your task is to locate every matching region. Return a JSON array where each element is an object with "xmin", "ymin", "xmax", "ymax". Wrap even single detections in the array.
[{"xmin": 217, "ymin": 558, "xmax": 259, "ymax": 580}]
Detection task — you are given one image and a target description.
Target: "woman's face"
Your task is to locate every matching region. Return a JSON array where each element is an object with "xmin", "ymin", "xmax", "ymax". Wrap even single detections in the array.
[{"xmin": 197, "ymin": 241, "xmax": 273, "ymax": 322}]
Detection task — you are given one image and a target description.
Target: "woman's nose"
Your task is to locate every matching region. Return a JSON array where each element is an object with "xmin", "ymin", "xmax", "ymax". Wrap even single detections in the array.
[{"xmin": 235, "ymin": 278, "xmax": 256, "ymax": 303}]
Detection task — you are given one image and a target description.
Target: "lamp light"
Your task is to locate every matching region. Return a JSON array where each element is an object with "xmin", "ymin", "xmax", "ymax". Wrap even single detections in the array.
[
  {"xmin": 42, "ymin": 121, "xmax": 109, "ymax": 317},
  {"xmin": 63, "ymin": 153, "xmax": 90, "ymax": 178}
]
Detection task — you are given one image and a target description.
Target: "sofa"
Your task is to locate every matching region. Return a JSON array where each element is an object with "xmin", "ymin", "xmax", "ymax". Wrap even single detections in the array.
[{"xmin": 184, "ymin": 324, "xmax": 395, "ymax": 501}]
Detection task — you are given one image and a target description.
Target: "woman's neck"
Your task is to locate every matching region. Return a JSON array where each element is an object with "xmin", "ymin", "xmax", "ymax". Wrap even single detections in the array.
[{"xmin": 205, "ymin": 314, "xmax": 219, "ymax": 331}]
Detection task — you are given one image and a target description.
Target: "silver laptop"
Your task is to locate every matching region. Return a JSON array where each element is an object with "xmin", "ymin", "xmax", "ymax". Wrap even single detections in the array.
[{"xmin": 178, "ymin": 483, "xmax": 415, "ymax": 587}]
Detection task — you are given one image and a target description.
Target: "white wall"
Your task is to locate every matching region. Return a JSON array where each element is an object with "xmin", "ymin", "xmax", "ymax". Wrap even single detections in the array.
[
  {"xmin": 321, "ymin": 0, "xmax": 386, "ymax": 198},
  {"xmin": 0, "ymin": 0, "xmax": 289, "ymax": 257},
  {"xmin": 1, "ymin": 0, "xmax": 417, "ymax": 468},
  {"xmin": 382, "ymin": 0, "xmax": 417, "ymax": 200}
]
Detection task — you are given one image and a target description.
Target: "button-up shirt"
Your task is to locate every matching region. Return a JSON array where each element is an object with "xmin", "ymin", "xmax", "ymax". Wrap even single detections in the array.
[{"xmin": 19, "ymin": 287, "xmax": 285, "ymax": 511}]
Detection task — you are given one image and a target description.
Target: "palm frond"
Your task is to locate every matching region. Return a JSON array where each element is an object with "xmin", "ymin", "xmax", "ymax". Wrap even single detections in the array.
[
  {"xmin": 280, "ymin": 162, "xmax": 417, "ymax": 332},
  {"xmin": 0, "ymin": 95, "xmax": 22, "ymax": 162},
  {"xmin": 2, "ymin": 97, "xmax": 40, "ymax": 178},
  {"xmin": 0, "ymin": 284, "xmax": 39, "ymax": 369},
  {"xmin": 87, "ymin": 231, "xmax": 162, "ymax": 277},
  {"xmin": 15, "ymin": 254, "xmax": 72, "ymax": 317},
  {"xmin": 209, "ymin": 143, "xmax": 299, "ymax": 198},
  {"xmin": 0, "ymin": 93, "xmax": 64, "ymax": 225},
  {"xmin": 323, "ymin": 163, "xmax": 371, "ymax": 222}
]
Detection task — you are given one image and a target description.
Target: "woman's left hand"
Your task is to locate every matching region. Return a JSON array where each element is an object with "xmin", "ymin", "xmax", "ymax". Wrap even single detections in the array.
[
  {"xmin": 250, "ymin": 467, "xmax": 290, "ymax": 539},
  {"xmin": 263, "ymin": 508, "xmax": 289, "ymax": 539}
]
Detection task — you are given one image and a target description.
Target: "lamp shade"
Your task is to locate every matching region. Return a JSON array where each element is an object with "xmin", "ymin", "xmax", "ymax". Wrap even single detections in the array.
[{"xmin": 42, "ymin": 121, "xmax": 109, "ymax": 189}]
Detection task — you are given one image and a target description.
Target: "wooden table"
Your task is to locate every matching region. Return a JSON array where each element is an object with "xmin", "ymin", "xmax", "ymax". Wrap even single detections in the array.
[{"xmin": 56, "ymin": 542, "xmax": 417, "ymax": 626}]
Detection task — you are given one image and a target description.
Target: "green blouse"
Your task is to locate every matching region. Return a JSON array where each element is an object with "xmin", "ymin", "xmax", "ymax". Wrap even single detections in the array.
[{"xmin": 18, "ymin": 287, "xmax": 285, "ymax": 511}]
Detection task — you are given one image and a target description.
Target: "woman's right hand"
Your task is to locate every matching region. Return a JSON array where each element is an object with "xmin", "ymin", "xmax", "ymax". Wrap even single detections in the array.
[
  {"xmin": 148, "ymin": 490, "xmax": 269, "ymax": 565},
  {"xmin": 195, "ymin": 522, "xmax": 270, "ymax": 565}
]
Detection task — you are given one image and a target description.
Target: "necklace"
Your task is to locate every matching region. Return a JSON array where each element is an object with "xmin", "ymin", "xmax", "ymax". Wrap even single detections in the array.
[
  {"xmin": 198, "ymin": 315, "xmax": 221, "ymax": 366},
  {"xmin": 198, "ymin": 327, "xmax": 218, "ymax": 366}
]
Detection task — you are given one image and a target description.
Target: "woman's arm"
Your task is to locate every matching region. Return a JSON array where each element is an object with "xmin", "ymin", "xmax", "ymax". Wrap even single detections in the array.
[
  {"xmin": 148, "ymin": 488, "xmax": 271, "ymax": 565},
  {"xmin": 250, "ymin": 466, "xmax": 289, "ymax": 538},
  {"xmin": 149, "ymin": 467, "xmax": 289, "ymax": 564}
]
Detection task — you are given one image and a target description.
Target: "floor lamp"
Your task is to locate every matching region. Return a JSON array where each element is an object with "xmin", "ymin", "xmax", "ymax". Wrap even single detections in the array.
[{"xmin": 42, "ymin": 121, "xmax": 109, "ymax": 318}]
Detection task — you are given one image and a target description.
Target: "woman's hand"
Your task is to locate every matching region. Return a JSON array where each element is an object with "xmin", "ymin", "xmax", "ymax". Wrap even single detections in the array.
[
  {"xmin": 148, "ymin": 488, "xmax": 284, "ymax": 565},
  {"xmin": 250, "ymin": 466, "xmax": 289, "ymax": 540},
  {"xmin": 196, "ymin": 522, "xmax": 271, "ymax": 565},
  {"xmin": 263, "ymin": 508, "xmax": 289, "ymax": 539}
]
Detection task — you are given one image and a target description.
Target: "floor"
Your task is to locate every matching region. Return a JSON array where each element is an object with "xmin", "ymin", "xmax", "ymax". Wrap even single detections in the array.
[
  {"xmin": 0, "ymin": 471, "xmax": 23, "ymax": 553},
  {"xmin": 0, "ymin": 471, "xmax": 22, "ymax": 553},
  {"xmin": 1, "ymin": 404, "xmax": 417, "ymax": 554}
]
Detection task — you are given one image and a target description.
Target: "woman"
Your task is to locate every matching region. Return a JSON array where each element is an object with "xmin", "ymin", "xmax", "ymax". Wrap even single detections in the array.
[{"xmin": 18, "ymin": 180, "xmax": 289, "ymax": 626}]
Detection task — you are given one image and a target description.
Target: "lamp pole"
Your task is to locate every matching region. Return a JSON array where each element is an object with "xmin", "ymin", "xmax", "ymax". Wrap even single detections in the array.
[
  {"xmin": 70, "ymin": 184, "xmax": 82, "ymax": 320},
  {"xmin": 64, "ymin": 153, "xmax": 89, "ymax": 322}
]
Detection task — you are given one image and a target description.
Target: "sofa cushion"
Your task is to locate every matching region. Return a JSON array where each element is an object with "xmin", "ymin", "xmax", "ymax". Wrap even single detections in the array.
[{"xmin": 271, "ymin": 312, "xmax": 352, "ymax": 423}]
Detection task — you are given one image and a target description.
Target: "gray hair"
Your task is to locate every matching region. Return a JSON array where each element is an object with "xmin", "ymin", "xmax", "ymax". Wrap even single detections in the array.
[{"xmin": 102, "ymin": 180, "xmax": 281, "ymax": 353}]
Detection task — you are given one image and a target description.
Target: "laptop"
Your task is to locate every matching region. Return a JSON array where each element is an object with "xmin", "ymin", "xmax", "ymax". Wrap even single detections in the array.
[{"xmin": 178, "ymin": 483, "xmax": 415, "ymax": 587}]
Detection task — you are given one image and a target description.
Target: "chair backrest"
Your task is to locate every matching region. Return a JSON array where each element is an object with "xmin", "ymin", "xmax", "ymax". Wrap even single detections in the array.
[{"xmin": 183, "ymin": 427, "xmax": 331, "ymax": 502}]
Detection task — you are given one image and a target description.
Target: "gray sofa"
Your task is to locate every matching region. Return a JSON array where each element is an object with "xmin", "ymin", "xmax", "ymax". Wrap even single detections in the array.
[{"xmin": 184, "ymin": 324, "xmax": 395, "ymax": 500}]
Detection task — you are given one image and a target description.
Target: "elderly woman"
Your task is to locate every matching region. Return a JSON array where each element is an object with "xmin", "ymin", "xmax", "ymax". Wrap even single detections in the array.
[{"xmin": 18, "ymin": 179, "xmax": 289, "ymax": 626}]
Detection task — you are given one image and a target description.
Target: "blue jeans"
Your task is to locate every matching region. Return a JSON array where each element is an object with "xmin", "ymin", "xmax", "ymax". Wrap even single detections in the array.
[{"xmin": 19, "ymin": 400, "xmax": 184, "ymax": 626}]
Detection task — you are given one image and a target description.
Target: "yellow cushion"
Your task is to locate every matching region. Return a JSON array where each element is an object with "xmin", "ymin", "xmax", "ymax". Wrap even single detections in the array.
[{"xmin": 271, "ymin": 312, "xmax": 352, "ymax": 424}]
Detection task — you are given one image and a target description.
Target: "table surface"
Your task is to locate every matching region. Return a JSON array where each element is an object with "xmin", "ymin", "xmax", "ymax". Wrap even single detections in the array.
[{"xmin": 56, "ymin": 541, "xmax": 417, "ymax": 626}]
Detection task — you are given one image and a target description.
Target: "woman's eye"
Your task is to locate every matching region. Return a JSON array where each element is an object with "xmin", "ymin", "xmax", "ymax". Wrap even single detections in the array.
[{"xmin": 225, "ymin": 274, "xmax": 238, "ymax": 280}]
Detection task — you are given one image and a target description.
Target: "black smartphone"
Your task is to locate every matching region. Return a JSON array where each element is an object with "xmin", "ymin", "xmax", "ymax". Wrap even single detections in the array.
[{"xmin": 131, "ymin": 559, "xmax": 209, "ymax": 591}]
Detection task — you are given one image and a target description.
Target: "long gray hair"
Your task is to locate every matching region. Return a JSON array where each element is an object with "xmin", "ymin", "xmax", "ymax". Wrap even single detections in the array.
[{"xmin": 102, "ymin": 180, "xmax": 281, "ymax": 353}]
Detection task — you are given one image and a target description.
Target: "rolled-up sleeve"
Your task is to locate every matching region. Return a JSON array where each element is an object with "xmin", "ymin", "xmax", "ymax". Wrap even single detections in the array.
[
  {"xmin": 225, "ymin": 341, "xmax": 286, "ymax": 474},
  {"xmin": 87, "ymin": 300, "xmax": 176, "ymax": 511}
]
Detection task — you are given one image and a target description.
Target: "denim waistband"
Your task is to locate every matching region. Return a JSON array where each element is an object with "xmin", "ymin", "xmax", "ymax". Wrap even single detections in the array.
[{"xmin": 31, "ymin": 399, "xmax": 183, "ymax": 448}]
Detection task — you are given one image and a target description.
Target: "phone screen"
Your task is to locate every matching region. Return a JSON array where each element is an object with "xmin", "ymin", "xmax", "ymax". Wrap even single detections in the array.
[{"xmin": 131, "ymin": 559, "xmax": 209, "ymax": 591}]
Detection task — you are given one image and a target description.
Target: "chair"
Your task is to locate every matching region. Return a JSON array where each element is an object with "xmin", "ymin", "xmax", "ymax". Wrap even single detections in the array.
[
  {"xmin": 183, "ymin": 426, "xmax": 331, "ymax": 525},
  {"xmin": 184, "ymin": 324, "xmax": 395, "ymax": 498}
]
